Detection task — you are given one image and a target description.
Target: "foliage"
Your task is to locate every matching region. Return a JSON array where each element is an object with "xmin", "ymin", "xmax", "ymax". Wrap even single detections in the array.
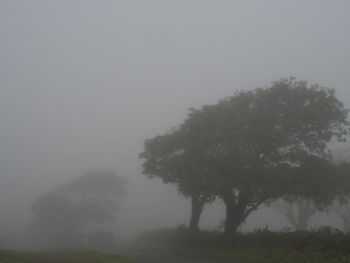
[
  {"xmin": 140, "ymin": 128, "xmax": 215, "ymax": 200},
  {"xmin": 186, "ymin": 79, "xmax": 347, "ymax": 233},
  {"xmin": 140, "ymin": 127, "xmax": 216, "ymax": 232},
  {"xmin": 141, "ymin": 77, "xmax": 349, "ymax": 234}
]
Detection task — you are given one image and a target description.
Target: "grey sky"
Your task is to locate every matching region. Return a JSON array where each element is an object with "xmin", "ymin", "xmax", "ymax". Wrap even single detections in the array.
[{"xmin": 1, "ymin": 0, "xmax": 350, "ymax": 243}]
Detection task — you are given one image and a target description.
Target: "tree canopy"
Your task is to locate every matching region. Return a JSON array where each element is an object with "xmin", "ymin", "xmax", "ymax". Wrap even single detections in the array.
[{"xmin": 140, "ymin": 78, "xmax": 349, "ymax": 234}]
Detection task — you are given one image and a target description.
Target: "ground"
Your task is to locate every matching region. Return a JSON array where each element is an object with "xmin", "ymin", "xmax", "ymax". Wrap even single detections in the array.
[{"xmin": 118, "ymin": 250, "xmax": 216, "ymax": 263}]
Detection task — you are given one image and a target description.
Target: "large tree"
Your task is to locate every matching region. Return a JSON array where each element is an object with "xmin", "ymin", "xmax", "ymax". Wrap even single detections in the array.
[
  {"xmin": 185, "ymin": 78, "xmax": 348, "ymax": 234},
  {"xmin": 141, "ymin": 78, "xmax": 348, "ymax": 235},
  {"xmin": 31, "ymin": 170, "xmax": 126, "ymax": 247}
]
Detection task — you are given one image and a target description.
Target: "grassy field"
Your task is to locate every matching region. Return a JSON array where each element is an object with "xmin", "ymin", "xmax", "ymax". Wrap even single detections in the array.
[
  {"xmin": 0, "ymin": 249, "xmax": 132, "ymax": 263},
  {"xmin": 172, "ymin": 247, "xmax": 350, "ymax": 263},
  {"xmin": 133, "ymin": 226, "xmax": 350, "ymax": 263}
]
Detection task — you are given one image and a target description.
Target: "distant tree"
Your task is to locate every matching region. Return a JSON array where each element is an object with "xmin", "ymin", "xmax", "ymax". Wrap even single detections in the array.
[
  {"xmin": 272, "ymin": 198, "xmax": 317, "ymax": 230},
  {"xmin": 60, "ymin": 170, "xmax": 126, "ymax": 223},
  {"xmin": 331, "ymin": 198, "xmax": 350, "ymax": 232},
  {"xmin": 31, "ymin": 190, "xmax": 78, "ymax": 245},
  {"xmin": 271, "ymin": 154, "xmax": 343, "ymax": 232},
  {"xmin": 31, "ymin": 170, "xmax": 126, "ymax": 247}
]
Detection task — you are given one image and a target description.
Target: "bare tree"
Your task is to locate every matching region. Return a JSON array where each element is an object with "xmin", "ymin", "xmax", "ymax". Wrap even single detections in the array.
[
  {"xmin": 331, "ymin": 198, "xmax": 350, "ymax": 232},
  {"xmin": 272, "ymin": 198, "xmax": 317, "ymax": 230}
]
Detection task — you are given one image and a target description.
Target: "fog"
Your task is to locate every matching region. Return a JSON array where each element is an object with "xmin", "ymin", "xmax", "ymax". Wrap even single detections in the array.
[{"xmin": 1, "ymin": 0, "xmax": 350, "ymax": 249}]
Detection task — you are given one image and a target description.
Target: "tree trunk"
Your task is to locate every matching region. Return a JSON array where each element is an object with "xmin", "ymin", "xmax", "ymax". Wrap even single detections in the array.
[
  {"xmin": 223, "ymin": 195, "xmax": 244, "ymax": 235},
  {"xmin": 189, "ymin": 194, "xmax": 204, "ymax": 233}
]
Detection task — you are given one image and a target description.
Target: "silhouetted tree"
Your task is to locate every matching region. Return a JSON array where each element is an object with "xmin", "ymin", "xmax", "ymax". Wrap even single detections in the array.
[
  {"xmin": 141, "ymin": 77, "xmax": 348, "ymax": 235},
  {"xmin": 31, "ymin": 170, "xmax": 126, "ymax": 247},
  {"xmin": 186, "ymin": 79, "xmax": 347, "ymax": 234}
]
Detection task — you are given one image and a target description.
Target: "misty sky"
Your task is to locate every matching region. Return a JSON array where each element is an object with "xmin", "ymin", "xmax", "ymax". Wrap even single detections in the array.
[{"xmin": 1, "ymin": 0, "xmax": 350, "ymax": 242}]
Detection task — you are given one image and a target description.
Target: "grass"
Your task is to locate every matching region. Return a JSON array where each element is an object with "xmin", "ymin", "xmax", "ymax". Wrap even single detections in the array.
[
  {"xmin": 0, "ymin": 248, "xmax": 133, "ymax": 263},
  {"xmin": 172, "ymin": 247, "xmax": 350, "ymax": 263},
  {"xmin": 133, "ymin": 226, "xmax": 350, "ymax": 263}
]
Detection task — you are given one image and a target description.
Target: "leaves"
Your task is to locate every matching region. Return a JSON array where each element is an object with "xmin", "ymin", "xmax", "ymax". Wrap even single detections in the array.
[{"xmin": 140, "ymin": 77, "xmax": 349, "ymax": 232}]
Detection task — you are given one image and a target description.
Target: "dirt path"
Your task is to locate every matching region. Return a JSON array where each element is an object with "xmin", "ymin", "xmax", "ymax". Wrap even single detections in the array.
[{"xmin": 117, "ymin": 250, "xmax": 216, "ymax": 263}]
